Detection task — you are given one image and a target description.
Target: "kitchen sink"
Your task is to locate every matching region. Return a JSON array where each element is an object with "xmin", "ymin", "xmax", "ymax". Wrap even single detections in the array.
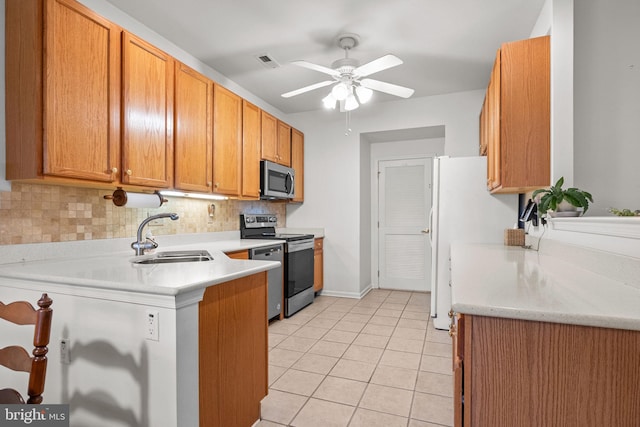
[{"xmin": 131, "ymin": 250, "xmax": 214, "ymax": 264}]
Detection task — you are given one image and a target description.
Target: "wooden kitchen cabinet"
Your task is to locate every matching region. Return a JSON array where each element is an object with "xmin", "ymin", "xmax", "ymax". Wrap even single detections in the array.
[
  {"xmin": 122, "ymin": 32, "xmax": 174, "ymax": 188},
  {"xmin": 261, "ymin": 111, "xmax": 278, "ymax": 163},
  {"xmin": 313, "ymin": 238, "xmax": 324, "ymax": 293},
  {"xmin": 6, "ymin": 0, "xmax": 121, "ymax": 184},
  {"xmin": 199, "ymin": 272, "xmax": 268, "ymax": 427},
  {"xmin": 482, "ymin": 35, "xmax": 550, "ymax": 193},
  {"xmin": 212, "ymin": 85, "xmax": 243, "ymax": 196},
  {"xmin": 241, "ymin": 101, "xmax": 262, "ymax": 199},
  {"xmin": 261, "ymin": 111, "xmax": 292, "ymax": 166},
  {"xmin": 174, "ymin": 62, "xmax": 213, "ymax": 193},
  {"xmin": 290, "ymin": 128, "xmax": 304, "ymax": 203},
  {"xmin": 453, "ymin": 314, "xmax": 640, "ymax": 427},
  {"xmin": 225, "ymin": 249, "xmax": 249, "ymax": 260},
  {"xmin": 277, "ymin": 121, "xmax": 292, "ymax": 167}
]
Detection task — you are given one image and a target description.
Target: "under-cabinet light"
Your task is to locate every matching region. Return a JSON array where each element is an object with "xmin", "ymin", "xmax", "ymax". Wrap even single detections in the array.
[{"xmin": 159, "ymin": 190, "xmax": 228, "ymax": 201}]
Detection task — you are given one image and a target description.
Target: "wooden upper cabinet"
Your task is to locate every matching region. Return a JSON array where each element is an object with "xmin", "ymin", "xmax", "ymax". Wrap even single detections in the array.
[
  {"xmin": 484, "ymin": 35, "xmax": 550, "ymax": 193},
  {"xmin": 6, "ymin": 0, "xmax": 121, "ymax": 183},
  {"xmin": 174, "ymin": 62, "xmax": 213, "ymax": 193},
  {"xmin": 212, "ymin": 85, "xmax": 243, "ymax": 196},
  {"xmin": 290, "ymin": 128, "xmax": 304, "ymax": 203},
  {"xmin": 122, "ymin": 32, "xmax": 174, "ymax": 188},
  {"xmin": 242, "ymin": 101, "xmax": 262, "ymax": 199},
  {"xmin": 261, "ymin": 111, "xmax": 278, "ymax": 163},
  {"xmin": 277, "ymin": 121, "xmax": 292, "ymax": 167}
]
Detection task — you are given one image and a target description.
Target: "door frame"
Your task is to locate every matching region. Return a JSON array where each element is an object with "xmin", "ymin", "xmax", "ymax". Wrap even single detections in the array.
[{"xmin": 370, "ymin": 153, "xmax": 438, "ymax": 289}]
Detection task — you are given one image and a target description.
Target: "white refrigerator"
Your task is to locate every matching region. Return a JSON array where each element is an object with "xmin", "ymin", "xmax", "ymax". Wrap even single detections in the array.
[{"xmin": 430, "ymin": 156, "xmax": 519, "ymax": 330}]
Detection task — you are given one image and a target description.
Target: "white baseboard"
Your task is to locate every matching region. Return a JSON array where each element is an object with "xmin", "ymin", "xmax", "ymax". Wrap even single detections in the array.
[{"xmin": 319, "ymin": 284, "xmax": 373, "ymax": 299}]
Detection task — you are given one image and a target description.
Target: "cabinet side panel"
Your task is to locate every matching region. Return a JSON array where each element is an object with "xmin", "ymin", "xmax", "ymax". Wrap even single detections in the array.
[
  {"xmin": 470, "ymin": 316, "xmax": 640, "ymax": 427},
  {"xmin": 5, "ymin": 0, "xmax": 43, "ymax": 180},
  {"xmin": 199, "ymin": 273, "xmax": 268, "ymax": 427}
]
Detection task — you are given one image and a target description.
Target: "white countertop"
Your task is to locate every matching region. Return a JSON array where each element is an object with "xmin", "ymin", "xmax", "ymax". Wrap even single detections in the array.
[
  {"xmin": 0, "ymin": 239, "xmax": 283, "ymax": 297},
  {"xmin": 450, "ymin": 243, "xmax": 640, "ymax": 331}
]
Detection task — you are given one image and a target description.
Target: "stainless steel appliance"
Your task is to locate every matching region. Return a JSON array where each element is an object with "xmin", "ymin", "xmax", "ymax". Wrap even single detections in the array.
[
  {"xmin": 240, "ymin": 214, "xmax": 314, "ymax": 317},
  {"xmin": 250, "ymin": 244, "xmax": 283, "ymax": 320},
  {"xmin": 260, "ymin": 160, "xmax": 295, "ymax": 200}
]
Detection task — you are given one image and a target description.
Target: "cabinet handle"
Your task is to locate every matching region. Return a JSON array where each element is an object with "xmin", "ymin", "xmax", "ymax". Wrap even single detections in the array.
[
  {"xmin": 207, "ymin": 182, "xmax": 212, "ymax": 187},
  {"xmin": 126, "ymin": 169, "xmax": 132, "ymax": 176},
  {"xmin": 111, "ymin": 167, "xmax": 118, "ymax": 174},
  {"xmin": 448, "ymin": 325, "xmax": 457, "ymax": 338},
  {"xmin": 214, "ymin": 183, "xmax": 219, "ymax": 188},
  {"xmin": 448, "ymin": 309, "xmax": 454, "ymax": 319}
]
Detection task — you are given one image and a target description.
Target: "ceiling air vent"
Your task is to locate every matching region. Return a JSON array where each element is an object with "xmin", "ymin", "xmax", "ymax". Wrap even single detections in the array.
[{"xmin": 255, "ymin": 53, "xmax": 280, "ymax": 69}]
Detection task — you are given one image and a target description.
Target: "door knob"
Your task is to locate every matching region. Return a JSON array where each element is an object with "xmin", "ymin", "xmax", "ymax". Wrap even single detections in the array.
[{"xmin": 421, "ymin": 228, "xmax": 430, "ymax": 234}]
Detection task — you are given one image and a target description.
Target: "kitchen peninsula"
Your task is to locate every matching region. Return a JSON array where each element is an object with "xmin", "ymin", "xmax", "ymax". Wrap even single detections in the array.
[
  {"xmin": 449, "ymin": 227, "xmax": 640, "ymax": 427},
  {"xmin": 0, "ymin": 237, "xmax": 282, "ymax": 427}
]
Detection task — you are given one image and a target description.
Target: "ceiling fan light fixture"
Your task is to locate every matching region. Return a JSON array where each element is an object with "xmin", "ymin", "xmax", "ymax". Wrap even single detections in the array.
[
  {"xmin": 344, "ymin": 93, "xmax": 359, "ymax": 111},
  {"xmin": 331, "ymin": 82, "xmax": 350, "ymax": 101},
  {"xmin": 322, "ymin": 93, "xmax": 337, "ymax": 109},
  {"xmin": 355, "ymin": 85, "xmax": 373, "ymax": 104}
]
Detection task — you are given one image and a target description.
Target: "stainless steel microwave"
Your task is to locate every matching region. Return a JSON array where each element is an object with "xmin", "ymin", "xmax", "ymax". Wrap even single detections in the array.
[{"xmin": 260, "ymin": 160, "xmax": 295, "ymax": 199}]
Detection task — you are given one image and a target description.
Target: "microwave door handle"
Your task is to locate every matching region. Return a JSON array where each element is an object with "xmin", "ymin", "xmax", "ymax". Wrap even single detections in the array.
[{"xmin": 286, "ymin": 172, "xmax": 294, "ymax": 196}]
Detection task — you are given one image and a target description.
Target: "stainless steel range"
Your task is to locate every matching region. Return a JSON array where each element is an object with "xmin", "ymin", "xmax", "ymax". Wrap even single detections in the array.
[{"xmin": 240, "ymin": 214, "xmax": 315, "ymax": 317}]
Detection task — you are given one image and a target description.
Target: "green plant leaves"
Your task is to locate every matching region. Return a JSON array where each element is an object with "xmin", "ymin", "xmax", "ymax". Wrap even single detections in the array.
[{"xmin": 532, "ymin": 177, "xmax": 593, "ymax": 215}]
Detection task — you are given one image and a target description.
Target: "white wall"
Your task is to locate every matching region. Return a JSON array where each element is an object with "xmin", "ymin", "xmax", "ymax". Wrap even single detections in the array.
[
  {"xmin": 574, "ymin": 0, "xmax": 640, "ymax": 215},
  {"xmin": 285, "ymin": 91, "xmax": 484, "ymax": 297}
]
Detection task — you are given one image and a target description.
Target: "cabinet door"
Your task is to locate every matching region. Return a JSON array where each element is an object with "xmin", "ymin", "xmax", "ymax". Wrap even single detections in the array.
[
  {"xmin": 212, "ymin": 85, "xmax": 242, "ymax": 196},
  {"xmin": 122, "ymin": 32, "xmax": 174, "ymax": 187},
  {"xmin": 174, "ymin": 62, "xmax": 213, "ymax": 192},
  {"xmin": 242, "ymin": 101, "xmax": 261, "ymax": 199},
  {"xmin": 261, "ymin": 111, "xmax": 278, "ymax": 163},
  {"xmin": 42, "ymin": 0, "xmax": 120, "ymax": 182},
  {"xmin": 313, "ymin": 238, "xmax": 323, "ymax": 292},
  {"xmin": 290, "ymin": 128, "xmax": 304, "ymax": 203},
  {"xmin": 498, "ymin": 36, "xmax": 550, "ymax": 192},
  {"xmin": 277, "ymin": 121, "xmax": 292, "ymax": 166}
]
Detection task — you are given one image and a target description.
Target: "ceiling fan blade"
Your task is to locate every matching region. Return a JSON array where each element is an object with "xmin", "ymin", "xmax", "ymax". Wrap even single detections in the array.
[
  {"xmin": 354, "ymin": 54, "xmax": 403, "ymax": 77},
  {"xmin": 291, "ymin": 60, "xmax": 340, "ymax": 77},
  {"xmin": 360, "ymin": 78, "xmax": 415, "ymax": 98},
  {"xmin": 281, "ymin": 80, "xmax": 335, "ymax": 98}
]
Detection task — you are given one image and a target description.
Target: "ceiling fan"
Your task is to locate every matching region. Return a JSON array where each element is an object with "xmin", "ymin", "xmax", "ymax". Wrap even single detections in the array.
[{"xmin": 281, "ymin": 33, "xmax": 415, "ymax": 111}]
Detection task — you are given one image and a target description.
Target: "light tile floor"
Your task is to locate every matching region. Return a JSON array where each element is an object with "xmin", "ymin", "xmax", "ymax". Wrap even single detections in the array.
[{"xmin": 259, "ymin": 289, "xmax": 453, "ymax": 427}]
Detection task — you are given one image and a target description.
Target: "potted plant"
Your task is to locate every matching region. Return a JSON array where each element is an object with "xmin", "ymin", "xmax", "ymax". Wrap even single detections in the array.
[{"xmin": 532, "ymin": 177, "xmax": 593, "ymax": 217}]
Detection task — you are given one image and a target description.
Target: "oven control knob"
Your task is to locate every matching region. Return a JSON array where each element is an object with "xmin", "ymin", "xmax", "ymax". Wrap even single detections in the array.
[
  {"xmin": 269, "ymin": 216, "xmax": 277, "ymax": 222},
  {"xmin": 246, "ymin": 217, "xmax": 255, "ymax": 223}
]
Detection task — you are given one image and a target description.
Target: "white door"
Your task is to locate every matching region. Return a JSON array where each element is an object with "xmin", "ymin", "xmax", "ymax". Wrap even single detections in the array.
[{"xmin": 378, "ymin": 158, "xmax": 432, "ymax": 291}]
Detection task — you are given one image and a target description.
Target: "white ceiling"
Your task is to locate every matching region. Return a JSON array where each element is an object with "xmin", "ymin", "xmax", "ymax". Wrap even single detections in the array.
[{"xmin": 104, "ymin": 0, "xmax": 546, "ymax": 115}]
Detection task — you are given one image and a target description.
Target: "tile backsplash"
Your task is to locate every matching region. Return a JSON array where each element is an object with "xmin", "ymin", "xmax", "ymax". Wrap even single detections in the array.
[{"xmin": 0, "ymin": 183, "xmax": 285, "ymax": 245}]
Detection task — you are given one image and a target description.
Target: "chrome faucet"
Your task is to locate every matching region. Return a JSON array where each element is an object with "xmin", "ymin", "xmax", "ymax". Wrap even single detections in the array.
[{"xmin": 131, "ymin": 213, "xmax": 179, "ymax": 256}]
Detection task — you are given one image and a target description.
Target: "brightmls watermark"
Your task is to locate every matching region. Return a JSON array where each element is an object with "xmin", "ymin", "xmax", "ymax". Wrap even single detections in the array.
[{"xmin": 1, "ymin": 405, "xmax": 69, "ymax": 426}]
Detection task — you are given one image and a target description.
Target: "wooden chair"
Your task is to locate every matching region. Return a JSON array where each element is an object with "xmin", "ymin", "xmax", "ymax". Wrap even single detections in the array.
[{"xmin": 0, "ymin": 293, "xmax": 53, "ymax": 404}]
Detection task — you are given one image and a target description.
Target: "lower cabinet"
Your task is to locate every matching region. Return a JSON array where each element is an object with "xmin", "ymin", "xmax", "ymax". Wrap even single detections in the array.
[
  {"xmin": 453, "ymin": 314, "xmax": 640, "ymax": 427},
  {"xmin": 198, "ymin": 273, "xmax": 268, "ymax": 427},
  {"xmin": 225, "ymin": 249, "xmax": 249, "ymax": 260},
  {"xmin": 313, "ymin": 238, "xmax": 324, "ymax": 293}
]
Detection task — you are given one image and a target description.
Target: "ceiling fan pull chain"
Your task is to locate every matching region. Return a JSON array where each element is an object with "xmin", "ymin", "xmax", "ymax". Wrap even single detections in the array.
[{"xmin": 345, "ymin": 111, "xmax": 352, "ymax": 136}]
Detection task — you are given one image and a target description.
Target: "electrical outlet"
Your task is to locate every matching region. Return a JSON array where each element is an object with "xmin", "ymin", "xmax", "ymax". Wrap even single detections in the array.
[
  {"xmin": 146, "ymin": 310, "xmax": 159, "ymax": 341},
  {"xmin": 60, "ymin": 338, "xmax": 71, "ymax": 364}
]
